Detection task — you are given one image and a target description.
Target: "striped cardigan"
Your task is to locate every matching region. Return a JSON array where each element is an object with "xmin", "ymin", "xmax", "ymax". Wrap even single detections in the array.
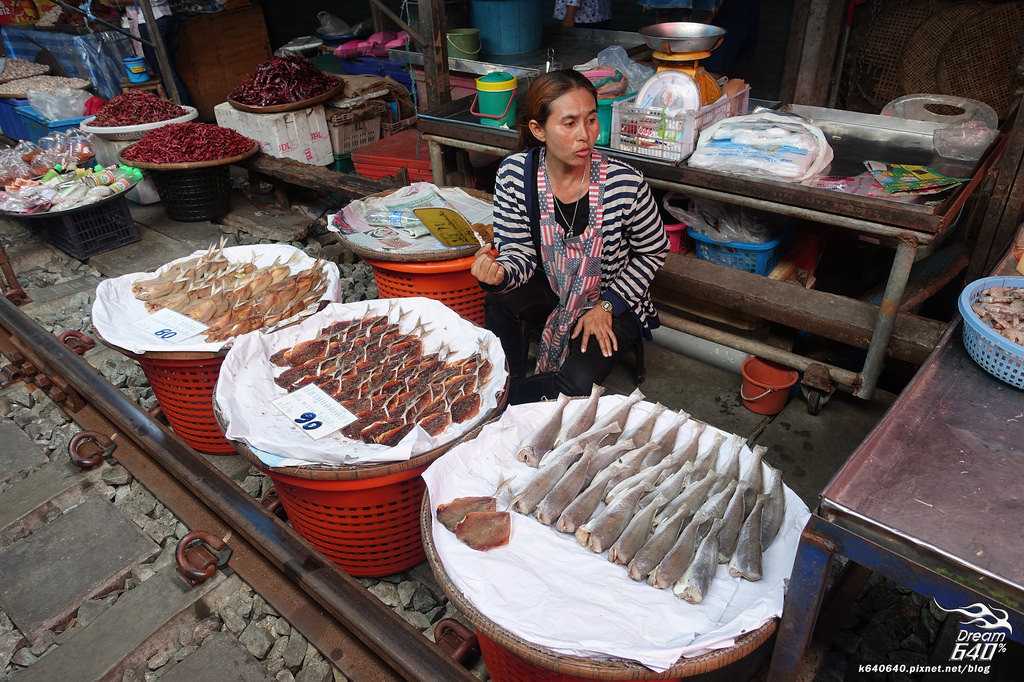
[{"xmin": 491, "ymin": 151, "xmax": 669, "ymax": 330}]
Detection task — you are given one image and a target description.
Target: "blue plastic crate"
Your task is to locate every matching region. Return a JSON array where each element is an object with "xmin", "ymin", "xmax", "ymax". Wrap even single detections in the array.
[
  {"xmin": 957, "ymin": 275, "xmax": 1024, "ymax": 390},
  {"xmin": 14, "ymin": 105, "xmax": 88, "ymax": 143},
  {"xmin": 687, "ymin": 227, "xmax": 784, "ymax": 276},
  {"xmin": 0, "ymin": 99, "xmax": 31, "ymax": 140}
]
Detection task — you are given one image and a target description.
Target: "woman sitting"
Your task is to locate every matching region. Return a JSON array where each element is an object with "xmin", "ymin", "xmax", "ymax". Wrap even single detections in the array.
[{"xmin": 471, "ymin": 70, "xmax": 668, "ymax": 404}]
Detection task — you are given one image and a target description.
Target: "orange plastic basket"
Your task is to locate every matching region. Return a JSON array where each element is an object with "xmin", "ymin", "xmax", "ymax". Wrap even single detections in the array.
[
  {"xmin": 136, "ymin": 353, "xmax": 235, "ymax": 455},
  {"xmin": 267, "ymin": 465, "xmax": 428, "ymax": 576},
  {"xmin": 365, "ymin": 256, "xmax": 485, "ymax": 325}
]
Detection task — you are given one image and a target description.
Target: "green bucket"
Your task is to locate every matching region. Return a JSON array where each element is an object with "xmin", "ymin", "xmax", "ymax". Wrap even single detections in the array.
[
  {"xmin": 596, "ymin": 92, "xmax": 635, "ymax": 146},
  {"xmin": 447, "ymin": 28, "xmax": 481, "ymax": 60},
  {"xmin": 472, "ymin": 71, "xmax": 517, "ymax": 129}
]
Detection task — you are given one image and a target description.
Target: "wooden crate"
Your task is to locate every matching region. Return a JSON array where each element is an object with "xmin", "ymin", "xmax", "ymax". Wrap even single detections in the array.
[{"xmin": 175, "ymin": 4, "xmax": 271, "ymax": 121}]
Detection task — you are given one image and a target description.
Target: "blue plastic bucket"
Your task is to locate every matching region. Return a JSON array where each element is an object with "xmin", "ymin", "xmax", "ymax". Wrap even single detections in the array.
[
  {"xmin": 470, "ymin": 0, "xmax": 543, "ymax": 56},
  {"xmin": 123, "ymin": 56, "xmax": 149, "ymax": 84}
]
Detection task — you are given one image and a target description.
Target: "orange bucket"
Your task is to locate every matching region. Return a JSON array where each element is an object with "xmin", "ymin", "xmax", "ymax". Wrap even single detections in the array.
[
  {"xmin": 267, "ymin": 466, "xmax": 428, "ymax": 576},
  {"xmin": 740, "ymin": 357, "xmax": 799, "ymax": 416},
  {"xmin": 364, "ymin": 256, "xmax": 485, "ymax": 325},
  {"xmin": 137, "ymin": 353, "xmax": 235, "ymax": 455}
]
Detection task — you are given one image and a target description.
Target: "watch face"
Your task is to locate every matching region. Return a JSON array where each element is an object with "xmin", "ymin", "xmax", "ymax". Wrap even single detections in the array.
[{"xmin": 601, "ymin": 300, "xmax": 613, "ymax": 312}]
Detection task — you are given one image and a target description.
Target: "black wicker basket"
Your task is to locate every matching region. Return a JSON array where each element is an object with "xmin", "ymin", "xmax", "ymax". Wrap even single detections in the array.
[
  {"xmin": 37, "ymin": 195, "xmax": 140, "ymax": 260},
  {"xmin": 150, "ymin": 166, "xmax": 232, "ymax": 222}
]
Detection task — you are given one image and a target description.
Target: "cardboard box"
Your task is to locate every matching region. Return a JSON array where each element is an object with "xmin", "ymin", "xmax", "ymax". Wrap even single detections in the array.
[{"xmin": 214, "ymin": 102, "xmax": 333, "ymax": 166}]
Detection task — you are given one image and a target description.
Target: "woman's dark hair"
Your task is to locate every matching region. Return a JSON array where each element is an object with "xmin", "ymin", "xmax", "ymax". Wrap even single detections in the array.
[{"xmin": 518, "ymin": 69, "xmax": 597, "ymax": 150}]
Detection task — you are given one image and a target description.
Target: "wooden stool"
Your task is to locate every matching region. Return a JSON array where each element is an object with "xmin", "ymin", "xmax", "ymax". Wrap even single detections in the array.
[{"xmin": 119, "ymin": 77, "xmax": 167, "ymax": 99}]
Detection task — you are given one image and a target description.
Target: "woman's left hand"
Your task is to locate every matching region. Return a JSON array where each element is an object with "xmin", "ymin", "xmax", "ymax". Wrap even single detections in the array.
[{"xmin": 573, "ymin": 306, "xmax": 617, "ymax": 358}]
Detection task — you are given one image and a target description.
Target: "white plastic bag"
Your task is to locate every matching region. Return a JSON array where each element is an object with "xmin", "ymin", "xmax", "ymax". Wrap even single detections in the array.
[
  {"xmin": 27, "ymin": 88, "xmax": 90, "ymax": 120},
  {"xmin": 663, "ymin": 194, "xmax": 777, "ymax": 243},
  {"xmin": 575, "ymin": 45, "xmax": 655, "ymax": 94}
]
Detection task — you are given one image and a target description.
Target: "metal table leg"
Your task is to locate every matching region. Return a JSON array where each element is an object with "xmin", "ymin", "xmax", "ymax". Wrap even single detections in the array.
[
  {"xmin": 767, "ymin": 525, "xmax": 835, "ymax": 682},
  {"xmin": 428, "ymin": 139, "xmax": 446, "ymax": 186},
  {"xmin": 854, "ymin": 238, "xmax": 918, "ymax": 399}
]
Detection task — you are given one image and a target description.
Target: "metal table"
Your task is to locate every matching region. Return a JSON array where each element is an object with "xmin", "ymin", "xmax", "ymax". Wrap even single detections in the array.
[
  {"xmin": 417, "ymin": 101, "xmax": 1002, "ymax": 400},
  {"xmin": 768, "ymin": 250, "xmax": 1024, "ymax": 679}
]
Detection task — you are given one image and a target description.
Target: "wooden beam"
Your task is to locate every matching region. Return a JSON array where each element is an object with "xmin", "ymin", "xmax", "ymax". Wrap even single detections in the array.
[
  {"xmin": 654, "ymin": 254, "xmax": 946, "ymax": 364},
  {"xmin": 240, "ymin": 155, "xmax": 400, "ymax": 198},
  {"xmin": 419, "ymin": 0, "xmax": 451, "ymax": 109},
  {"xmin": 367, "ymin": 0, "xmax": 425, "ymax": 46},
  {"xmin": 780, "ymin": 0, "xmax": 845, "ymax": 106}
]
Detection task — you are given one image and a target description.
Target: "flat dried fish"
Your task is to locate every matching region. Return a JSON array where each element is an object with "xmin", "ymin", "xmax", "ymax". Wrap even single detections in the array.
[
  {"xmin": 535, "ymin": 443, "xmax": 599, "ymax": 525},
  {"xmin": 590, "ymin": 387, "xmax": 645, "ymax": 435},
  {"xmin": 436, "ymin": 496, "xmax": 496, "ymax": 532},
  {"xmin": 555, "ymin": 384, "xmax": 604, "ymax": 446},
  {"xmin": 577, "ymin": 481, "xmax": 652, "ymax": 553},
  {"xmin": 717, "ymin": 482, "xmax": 755, "ymax": 563},
  {"xmin": 512, "ymin": 444, "xmax": 584, "ymax": 515},
  {"xmin": 674, "ymin": 518, "xmax": 724, "ymax": 603},
  {"xmin": 649, "ymin": 513, "xmax": 714, "ymax": 589},
  {"xmin": 455, "ymin": 511, "xmax": 511, "ymax": 551},
  {"xmin": 516, "ymin": 394, "xmax": 571, "ymax": 466},
  {"xmin": 608, "ymin": 493, "xmax": 666, "ymax": 565},
  {"xmin": 761, "ymin": 466, "xmax": 786, "ymax": 547},
  {"xmin": 729, "ymin": 495, "xmax": 766, "ymax": 581}
]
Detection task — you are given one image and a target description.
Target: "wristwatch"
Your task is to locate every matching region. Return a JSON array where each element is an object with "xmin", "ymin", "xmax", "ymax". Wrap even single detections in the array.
[{"xmin": 599, "ymin": 299, "xmax": 614, "ymax": 314}]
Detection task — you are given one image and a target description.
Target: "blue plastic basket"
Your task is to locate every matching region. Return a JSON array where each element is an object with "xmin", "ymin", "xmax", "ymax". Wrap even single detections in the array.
[
  {"xmin": 0, "ymin": 99, "xmax": 31, "ymax": 140},
  {"xmin": 14, "ymin": 106, "xmax": 88, "ymax": 144},
  {"xmin": 957, "ymin": 276, "xmax": 1024, "ymax": 390},
  {"xmin": 688, "ymin": 227, "xmax": 784, "ymax": 276}
]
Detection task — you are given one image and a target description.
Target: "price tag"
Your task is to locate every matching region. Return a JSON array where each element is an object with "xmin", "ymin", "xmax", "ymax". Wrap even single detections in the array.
[
  {"xmin": 272, "ymin": 383, "xmax": 357, "ymax": 440},
  {"xmin": 413, "ymin": 207, "xmax": 481, "ymax": 247},
  {"xmin": 134, "ymin": 308, "xmax": 209, "ymax": 344}
]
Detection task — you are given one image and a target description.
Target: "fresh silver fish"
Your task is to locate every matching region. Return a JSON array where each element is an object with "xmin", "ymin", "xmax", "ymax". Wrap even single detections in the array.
[
  {"xmin": 718, "ymin": 437, "xmax": 743, "ymax": 481},
  {"xmin": 729, "ymin": 494, "xmax": 766, "ymax": 581},
  {"xmin": 761, "ymin": 466, "xmax": 786, "ymax": 547},
  {"xmin": 535, "ymin": 443, "xmax": 599, "ymax": 525},
  {"xmin": 604, "ymin": 462, "xmax": 664, "ymax": 503},
  {"xmin": 627, "ymin": 501, "xmax": 693, "ymax": 581},
  {"xmin": 640, "ymin": 461, "xmax": 694, "ymax": 508},
  {"xmin": 600, "ymin": 443, "xmax": 660, "ymax": 494},
  {"xmin": 589, "ymin": 387, "xmax": 645, "ymax": 435},
  {"xmin": 512, "ymin": 443, "xmax": 583, "ymax": 515},
  {"xmin": 647, "ymin": 411, "xmax": 691, "ymax": 459},
  {"xmin": 691, "ymin": 432, "xmax": 726, "ymax": 478},
  {"xmin": 741, "ymin": 444, "xmax": 766, "ymax": 493},
  {"xmin": 618, "ymin": 403, "xmax": 666, "ymax": 446},
  {"xmin": 649, "ymin": 512, "xmax": 715, "ymax": 588},
  {"xmin": 576, "ymin": 481, "xmax": 652, "ymax": 553},
  {"xmin": 609, "ymin": 493, "xmax": 666, "ymax": 565},
  {"xmin": 658, "ymin": 422, "xmax": 706, "ymax": 468},
  {"xmin": 583, "ymin": 440, "xmax": 635, "ymax": 483},
  {"xmin": 516, "ymin": 394, "xmax": 571, "ymax": 466},
  {"xmin": 674, "ymin": 518, "xmax": 724, "ymax": 603},
  {"xmin": 654, "ymin": 469, "xmax": 718, "ymax": 527},
  {"xmin": 554, "ymin": 466, "xmax": 615, "ymax": 533},
  {"xmin": 717, "ymin": 482, "xmax": 755, "ymax": 563},
  {"xmin": 538, "ymin": 422, "xmax": 621, "ymax": 468},
  {"xmin": 554, "ymin": 384, "xmax": 604, "ymax": 446}
]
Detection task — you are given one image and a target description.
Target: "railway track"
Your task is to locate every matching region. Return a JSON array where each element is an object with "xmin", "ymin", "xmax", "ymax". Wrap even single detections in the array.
[{"xmin": 0, "ymin": 295, "xmax": 478, "ymax": 681}]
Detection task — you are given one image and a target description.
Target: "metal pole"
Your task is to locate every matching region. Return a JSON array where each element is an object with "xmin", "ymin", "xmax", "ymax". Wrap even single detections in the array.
[
  {"xmin": 428, "ymin": 139, "xmax": 446, "ymax": 186},
  {"xmin": 137, "ymin": 0, "xmax": 181, "ymax": 104},
  {"xmin": 0, "ymin": 298, "xmax": 474, "ymax": 682},
  {"xmin": 854, "ymin": 238, "xmax": 918, "ymax": 399}
]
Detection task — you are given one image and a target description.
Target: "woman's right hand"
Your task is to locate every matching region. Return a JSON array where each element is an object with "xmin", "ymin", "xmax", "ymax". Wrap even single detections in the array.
[{"xmin": 471, "ymin": 246, "xmax": 505, "ymax": 286}]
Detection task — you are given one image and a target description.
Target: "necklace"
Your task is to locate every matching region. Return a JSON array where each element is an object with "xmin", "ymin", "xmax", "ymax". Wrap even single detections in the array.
[{"xmin": 554, "ymin": 166, "xmax": 587, "ymax": 231}]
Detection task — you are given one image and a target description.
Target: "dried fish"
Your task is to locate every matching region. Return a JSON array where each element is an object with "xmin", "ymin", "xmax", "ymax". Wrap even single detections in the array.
[
  {"xmin": 729, "ymin": 495, "xmax": 766, "ymax": 581},
  {"xmin": 538, "ymin": 422, "xmax": 621, "ymax": 468},
  {"xmin": 741, "ymin": 444, "xmax": 766, "ymax": 493},
  {"xmin": 649, "ymin": 513, "xmax": 714, "ymax": 589},
  {"xmin": 655, "ymin": 422, "xmax": 706, "ymax": 469},
  {"xmin": 691, "ymin": 432, "xmax": 726, "ymax": 478},
  {"xmin": 590, "ymin": 387, "xmax": 645, "ymax": 435},
  {"xmin": 619, "ymin": 403, "xmax": 666, "ymax": 446},
  {"xmin": 455, "ymin": 511, "xmax": 511, "ymax": 551},
  {"xmin": 535, "ymin": 443, "xmax": 599, "ymax": 525},
  {"xmin": 555, "ymin": 384, "xmax": 604, "ymax": 446},
  {"xmin": 554, "ymin": 467, "xmax": 615, "ymax": 534},
  {"xmin": 674, "ymin": 519, "xmax": 724, "ymax": 603},
  {"xmin": 584, "ymin": 440, "xmax": 635, "ymax": 483},
  {"xmin": 609, "ymin": 493, "xmax": 666, "ymax": 565},
  {"xmin": 577, "ymin": 481, "xmax": 652, "ymax": 553},
  {"xmin": 972, "ymin": 286, "xmax": 1024, "ymax": 345},
  {"xmin": 512, "ymin": 444, "xmax": 584, "ymax": 515},
  {"xmin": 718, "ymin": 437, "xmax": 743, "ymax": 481},
  {"xmin": 516, "ymin": 394, "xmax": 571, "ymax": 466},
  {"xmin": 640, "ymin": 461, "xmax": 694, "ymax": 508},
  {"xmin": 648, "ymin": 411, "xmax": 691, "ymax": 458},
  {"xmin": 761, "ymin": 467, "xmax": 786, "ymax": 547},
  {"xmin": 437, "ymin": 496, "xmax": 496, "ymax": 532},
  {"xmin": 654, "ymin": 469, "xmax": 718, "ymax": 527},
  {"xmin": 627, "ymin": 501, "xmax": 695, "ymax": 582},
  {"xmin": 604, "ymin": 458, "xmax": 665, "ymax": 503},
  {"xmin": 717, "ymin": 482, "xmax": 755, "ymax": 563},
  {"xmin": 601, "ymin": 443, "xmax": 660, "ymax": 494}
]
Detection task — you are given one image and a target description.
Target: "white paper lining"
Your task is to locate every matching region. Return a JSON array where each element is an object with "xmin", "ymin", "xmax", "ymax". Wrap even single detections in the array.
[
  {"xmin": 92, "ymin": 244, "xmax": 342, "ymax": 354},
  {"xmin": 216, "ymin": 298, "xmax": 508, "ymax": 466},
  {"xmin": 422, "ymin": 396, "xmax": 810, "ymax": 671}
]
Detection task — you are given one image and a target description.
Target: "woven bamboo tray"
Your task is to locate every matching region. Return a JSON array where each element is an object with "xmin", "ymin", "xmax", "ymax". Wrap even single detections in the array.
[
  {"xmin": 337, "ymin": 187, "xmax": 492, "ymax": 263},
  {"xmin": 227, "ymin": 79, "xmax": 345, "ymax": 114},
  {"xmin": 420, "ymin": 491, "xmax": 778, "ymax": 680},
  {"xmin": 221, "ymin": 373, "xmax": 509, "ymax": 481},
  {"xmin": 119, "ymin": 143, "xmax": 260, "ymax": 171}
]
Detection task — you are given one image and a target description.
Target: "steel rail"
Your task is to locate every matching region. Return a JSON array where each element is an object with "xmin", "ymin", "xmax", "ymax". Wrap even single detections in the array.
[{"xmin": 0, "ymin": 297, "xmax": 474, "ymax": 682}]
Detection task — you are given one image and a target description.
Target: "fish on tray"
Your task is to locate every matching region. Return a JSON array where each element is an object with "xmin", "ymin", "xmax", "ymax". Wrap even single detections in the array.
[
  {"xmin": 455, "ymin": 511, "xmax": 511, "ymax": 551},
  {"xmin": 132, "ymin": 239, "xmax": 329, "ymax": 342},
  {"xmin": 436, "ymin": 496, "xmax": 497, "ymax": 532},
  {"xmin": 515, "ymin": 394, "xmax": 571, "ymax": 466},
  {"xmin": 271, "ymin": 306, "xmax": 493, "ymax": 446}
]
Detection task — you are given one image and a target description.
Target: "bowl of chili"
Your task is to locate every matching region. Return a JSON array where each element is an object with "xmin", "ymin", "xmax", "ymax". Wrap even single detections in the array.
[{"xmin": 227, "ymin": 56, "xmax": 345, "ymax": 114}]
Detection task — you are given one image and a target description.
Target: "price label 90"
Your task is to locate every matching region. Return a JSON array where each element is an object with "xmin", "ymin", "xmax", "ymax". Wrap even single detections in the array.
[{"xmin": 273, "ymin": 384, "xmax": 356, "ymax": 440}]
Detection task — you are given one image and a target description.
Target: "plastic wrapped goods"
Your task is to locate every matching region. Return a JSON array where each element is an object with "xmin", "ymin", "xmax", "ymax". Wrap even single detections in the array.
[{"xmin": 688, "ymin": 112, "xmax": 834, "ymax": 183}]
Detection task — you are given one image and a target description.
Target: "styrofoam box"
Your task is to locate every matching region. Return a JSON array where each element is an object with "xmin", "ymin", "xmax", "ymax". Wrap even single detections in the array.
[{"xmin": 214, "ymin": 102, "xmax": 333, "ymax": 166}]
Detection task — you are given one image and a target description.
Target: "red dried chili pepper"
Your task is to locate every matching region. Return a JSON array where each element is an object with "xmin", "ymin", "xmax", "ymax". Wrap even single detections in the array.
[
  {"xmin": 229, "ymin": 56, "xmax": 337, "ymax": 106},
  {"xmin": 121, "ymin": 123, "xmax": 256, "ymax": 164},
  {"xmin": 91, "ymin": 91, "xmax": 186, "ymax": 127}
]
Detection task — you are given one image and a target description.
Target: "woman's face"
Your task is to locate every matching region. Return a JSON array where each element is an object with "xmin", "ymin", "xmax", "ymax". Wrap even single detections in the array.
[{"xmin": 529, "ymin": 87, "xmax": 598, "ymax": 170}]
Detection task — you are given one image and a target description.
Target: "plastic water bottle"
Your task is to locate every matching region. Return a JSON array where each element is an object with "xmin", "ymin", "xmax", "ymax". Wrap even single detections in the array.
[{"xmin": 364, "ymin": 209, "xmax": 423, "ymax": 228}]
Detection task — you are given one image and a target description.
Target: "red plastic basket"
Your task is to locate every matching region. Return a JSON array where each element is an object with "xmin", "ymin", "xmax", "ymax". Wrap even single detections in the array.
[
  {"xmin": 365, "ymin": 256, "xmax": 485, "ymax": 325},
  {"xmin": 267, "ymin": 466, "xmax": 428, "ymax": 576},
  {"xmin": 136, "ymin": 353, "xmax": 235, "ymax": 455}
]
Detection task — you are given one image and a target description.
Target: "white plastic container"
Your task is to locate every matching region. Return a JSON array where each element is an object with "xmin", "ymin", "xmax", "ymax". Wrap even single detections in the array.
[
  {"xmin": 80, "ymin": 106, "xmax": 199, "ymax": 141},
  {"xmin": 214, "ymin": 102, "xmax": 333, "ymax": 166}
]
